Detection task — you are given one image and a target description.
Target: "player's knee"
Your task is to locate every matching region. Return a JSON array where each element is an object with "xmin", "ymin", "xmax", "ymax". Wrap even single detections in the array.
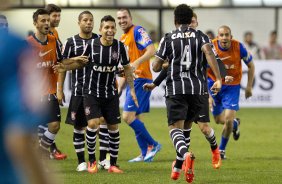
[
  {"xmin": 122, "ymin": 113, "xmax": 135, "ymax": 124},
  {"xmin": 88, "ymin": 120, "xmax": 98, "ymax": 129},
  {"xmin": 48, "ymin": 122, "xmax": 60, "ymax": 134}
]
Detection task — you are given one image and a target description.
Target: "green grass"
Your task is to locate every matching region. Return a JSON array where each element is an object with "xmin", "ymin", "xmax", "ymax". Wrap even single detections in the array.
[{"xmin": 52, "ymin": 108, "xmax": 282, "ymax": 184}]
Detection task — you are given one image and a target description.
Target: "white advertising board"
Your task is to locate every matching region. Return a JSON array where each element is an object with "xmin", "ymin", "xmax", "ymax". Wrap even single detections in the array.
[{"xmin": 63, "ymin": 61, "xmax": 282, "ymax": 108}]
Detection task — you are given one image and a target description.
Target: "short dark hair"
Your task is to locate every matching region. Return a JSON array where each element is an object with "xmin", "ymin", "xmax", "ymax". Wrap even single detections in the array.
[
  {"xmin": 45, "ymin": 4, "xmax": 61, "ymax": 14},
  {"xmin": 78, "ymin": 10, "xmax": 93, "ymax": 21},
  {"xmin": 0, "ymin": 14, "xmax": 7, "ymax": 20},
  {"xmin": 100, "ymin": 15, "xmax": 115, "ymax": 27},
  {"xmin": 33, "ymin": 8, "xmax": 49, "ymax": 22},
  {"xmin": 118, "ymin": 8, "xmax": 131, "ymax": 17},
  {"xmin": 174, "ymin": 4, "xmax": 193, "ymax": 25}
]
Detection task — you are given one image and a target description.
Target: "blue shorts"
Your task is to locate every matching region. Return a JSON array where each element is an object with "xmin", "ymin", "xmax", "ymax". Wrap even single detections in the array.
[
  {"xmin": 123, "ymin": 78, "xmax": 152, "ymax": 115},
  {"xmin": 207, "ymin": 78, "xmax": 240, "ymax": 116}
]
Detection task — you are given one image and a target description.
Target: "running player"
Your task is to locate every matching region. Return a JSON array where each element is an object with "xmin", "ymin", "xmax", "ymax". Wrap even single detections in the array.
[
  {"xmin": 152, "ymin": 4, "xmax": 222, "ymax": 183},
  {"xmin": 207, "ymin": 25, "xmax": 255, "ymax": 159}
]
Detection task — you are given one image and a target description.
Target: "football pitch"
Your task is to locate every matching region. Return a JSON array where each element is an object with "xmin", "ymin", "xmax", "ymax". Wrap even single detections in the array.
[{"xmin": 52, "ymin": 108, "xmax": 282, "ymax": 184}]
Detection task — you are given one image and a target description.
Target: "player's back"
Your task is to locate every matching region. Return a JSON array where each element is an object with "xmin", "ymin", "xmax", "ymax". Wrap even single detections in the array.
[{"xmin": 158, "ymin": 26, "xmax": 209, "ymax": 95}]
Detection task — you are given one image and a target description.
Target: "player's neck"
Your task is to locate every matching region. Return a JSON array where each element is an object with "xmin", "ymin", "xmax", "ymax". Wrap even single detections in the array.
[
  {"xmin": 34, "ymin": 32, "xmax": 47, "ymax": 42},
  {"xmin": 79, "ymin": 32, "xmax": 92, "ymax": 39},
  {"xmin": 100, "ymin": 37, "xmax": 113, "ymax": 46}
]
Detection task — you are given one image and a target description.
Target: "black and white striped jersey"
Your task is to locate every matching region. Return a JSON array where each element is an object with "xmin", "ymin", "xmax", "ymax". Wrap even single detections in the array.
[
  {"xmin": 155, "ymin": 25, "xmax": 210, "ymax": 96},
  {"xmin": 62, "ymin": 33, "xmax": 99, "ymax": 96},
  {"xmin": 84, "ymin": 38, "xmax": 129, "ymax": 98}
]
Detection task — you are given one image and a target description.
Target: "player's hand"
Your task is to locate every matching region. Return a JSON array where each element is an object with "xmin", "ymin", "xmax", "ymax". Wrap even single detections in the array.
[
  {"xmin": 117, "ymin": 67, "xmax": 125, "ymax": 77},
  {"xmin": 71, "ymin": 55, "xmax": 89, "ymax": 64},
  {"xmin": 53, "ymin": 63, "xmax": 66, "ymax": 73},
  {"xmin": 130, "ymin": 88, "xmax": 139, "ymax": 108},
  {"xmin": 210, "ymin": 80, "xmax": 222, "ymax": 96},
  {"xmin": 57, "ymin": 89, "xmax": 65, "ymax": 106},
  {"xmin": 143, "ymin": 83, "xmax": 156, "ymax": 91},
  {"xmin": 162, "ymin": 60, "xmax": 169, "ymax": 69},
  {"xmin": 245, "ymin": 86, "xmax": 252, "ymax": 99},
  {"xmin": 224, "ymin": 76, "xmax": 234, "ymax": 83}
]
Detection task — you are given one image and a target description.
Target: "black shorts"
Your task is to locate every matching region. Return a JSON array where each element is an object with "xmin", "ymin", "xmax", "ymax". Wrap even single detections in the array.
[
  {"xmin": 83, "ymin": 95, "xmax": 121, "ymax": 125},
  {"xmin": 186, "ymin": 94, "xmax": 210, "ymax": 123},
  {"xmin": 165, "ymin": 94, "xmax": 203, "ymax": 125},
  {"xmin": 39, "ymin": 94, "xmax": 61, "ymax": 125},
  {"xmin": 66, "ymin": 95, "xmax": 87, "ymax": 128}
]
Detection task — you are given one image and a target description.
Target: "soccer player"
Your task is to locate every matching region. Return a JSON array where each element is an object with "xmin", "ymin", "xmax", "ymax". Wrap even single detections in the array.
[
  {"xmin": 0, "ymin": 17, "xmax": 55, "ymax": 184},
  {"xmin": 27, "ymin": 9, "xmax": 87, "ymax": 161},
  {"xmin": 207, "ymin": 25, "xmax": 255, "ymax": 159},
  {"xmin": 62, "ymin": 10, "xmax": 110, "ymax": 172},
  {"xmin": 116, "ymin": 8, "xmax": 161, "ymax": 162},
  {"xmin": 144, "ymin": 12, "xmax": 223, "ymax": 180},
  {"xmin": 35, "ymin": 3, "xmax": 67, "ymax": 160},
  {"xmin": 54, "ymin": 15, "xmax": 137, "ymax": 174},
  {"xmin": 152, "ymin": 4, "xmax": 222, "ymax": 183}
]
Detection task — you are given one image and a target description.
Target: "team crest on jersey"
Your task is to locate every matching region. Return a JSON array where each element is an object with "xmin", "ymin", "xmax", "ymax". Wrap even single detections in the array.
[
  {"xmin": 85, "ymin": 107, "xmax": 90, "ymax": 116},
  {"xmin": 71, "ymin": 111, "xmax": 76, "ymax": 120},
  {"xmin": 111, "ymin": 51, "xmax": 118, "ymax": 60}
]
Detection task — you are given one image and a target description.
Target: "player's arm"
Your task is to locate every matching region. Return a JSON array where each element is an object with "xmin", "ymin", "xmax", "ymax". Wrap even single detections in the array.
[
  {"xmin": 56, "ymin": 40, "xmax": 66, "ymax": 106},
  {"xmin": 120, "ymin": 42, "xmax": 138, "ymax": 107},
  {"xmin": 131, "ymin": 26, "xmax": 155, "ymax": 70},
  {"xmin": 202, "ymin": 43, "xmax": 222, "ymax": 95},
  {"xmin": 131, "ymin": 44, "xmax": 155, "ymax": 70},
  {"xmin": 240, "ymin": 43, "xmax": 255, "ymax": 99},
  {"xmin": 124, "ymin": 64, "xmax": 138, "ymax": 107},
  {"xmin": 143, "ymin": 67, "xmax": 167, "ymax": 91},
  {"xmin": 152, "ymin": 37, "xmax": 166, "ymax": 72}
]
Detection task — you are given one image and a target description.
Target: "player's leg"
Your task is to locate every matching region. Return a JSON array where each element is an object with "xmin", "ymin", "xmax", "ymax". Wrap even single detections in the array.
[
  {"xmin": 66, "ymin": 96, "xmax": 87, "ymax": 171},
  {"xmin": 102, "ymin": 96, "xmax": 123, "ymax": 173},
  {"xmin": 98, "ymin": 117, "xmax": 110, "ymax": 170},
  {"xmin": 123, "ymin": 80, "xmax": 160, "ymax": 162},
  {"xmin": 84, "ymin": 95, "xmax": 100, "ymax": 174},
  {"xmin": 39, "ymin": 98, "xmax": 61, "ymax": 158}
]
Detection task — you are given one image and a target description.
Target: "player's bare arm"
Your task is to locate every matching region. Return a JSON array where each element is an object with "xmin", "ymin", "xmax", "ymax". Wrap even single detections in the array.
[
  {"xmin": 124, "ymin": 64, "xmax": 139, "ymax": 107},
  {"xmin": 245, "ymin": 61, "xmax": 255, "ymax": 99},
  {"xmin": 131, "ymin": 44, "xmax": 155, "ymax": 70},
  {"xmin": 57, "ymin": 72, "xmax": 66, "ymax": 106},
  {"xmin": 202, "ymin": 43, "xmax": 222, "ymax": 95},
  {"xmin": 62, "ymin": 55, "xmax": 89, "ymax": 65},
  {"xmin": 152, "ymin": 57, "xmax": 164, "ymax": 72}
]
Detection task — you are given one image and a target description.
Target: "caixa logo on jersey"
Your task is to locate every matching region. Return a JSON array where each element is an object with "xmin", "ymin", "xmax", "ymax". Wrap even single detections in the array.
[
  {"xmin": 93, "ymin": 65, "xmax": 117, "ymax": 72},
  {"xmin": 37, "ymin": 61, "xmax": 55, "ymax": 68}
]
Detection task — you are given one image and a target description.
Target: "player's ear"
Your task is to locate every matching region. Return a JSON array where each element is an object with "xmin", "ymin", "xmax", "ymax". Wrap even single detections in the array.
[{"xmin": 231, "ymin": 35, "xmax": 233, "ymax": 39}]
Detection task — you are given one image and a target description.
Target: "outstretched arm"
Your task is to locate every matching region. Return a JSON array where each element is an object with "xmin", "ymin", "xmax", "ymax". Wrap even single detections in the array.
[{"xmin": 202, "ymin": 44, "xmax": 222, "ymax": 95}]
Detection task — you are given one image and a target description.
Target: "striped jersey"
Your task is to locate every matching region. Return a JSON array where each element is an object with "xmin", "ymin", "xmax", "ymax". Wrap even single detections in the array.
[
  {"xmin": 62, "ymin": 33, "xmax": 99, "ymax": 96},
  {"xmin": 156, "ymin": 26, "xmax": 210, "ymax": 96},
  {"xmin": 84, "ymin": 38, "xmax": 129, "ymax": 98},
  {"xmin": 120, "ymin": 25, "xmax": 153, "ymax": 79},
  {"xmin": 27, "ymin": 34, "xmax": 62, "ymax": 95},
  {"xmin": 207, "ymin": 39, "xmax": 252, "ymax": 85}
]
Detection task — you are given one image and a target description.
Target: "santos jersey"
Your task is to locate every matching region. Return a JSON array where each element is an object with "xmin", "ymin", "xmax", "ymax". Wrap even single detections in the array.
[
  {"xmin": 156, "ymin": 26, "xmax": 210, "ymax": 96},
  {"xmin": 63, "ymin": 33, "xmax": 99, "ymax": 96},
  {"xmin": 84, "ymin": 38, "xmax": 129, "ymax": 98},
  {"xmin": 27, "ymin": 34, "xmax": 62, "ymax": 95},
  {"xmin": 120, "ymin": 25, "xmax": 152, "ymax": 79},
  {"xmin": 207, "ymin": 39, "xmax": 252, "ymax": 85}
]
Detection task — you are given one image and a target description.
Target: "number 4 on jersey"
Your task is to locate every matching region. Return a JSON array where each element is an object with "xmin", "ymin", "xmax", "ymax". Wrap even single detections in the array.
[{"xmin": 180, "ymin": 45, "xmax": 191, "ymax": 70}]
